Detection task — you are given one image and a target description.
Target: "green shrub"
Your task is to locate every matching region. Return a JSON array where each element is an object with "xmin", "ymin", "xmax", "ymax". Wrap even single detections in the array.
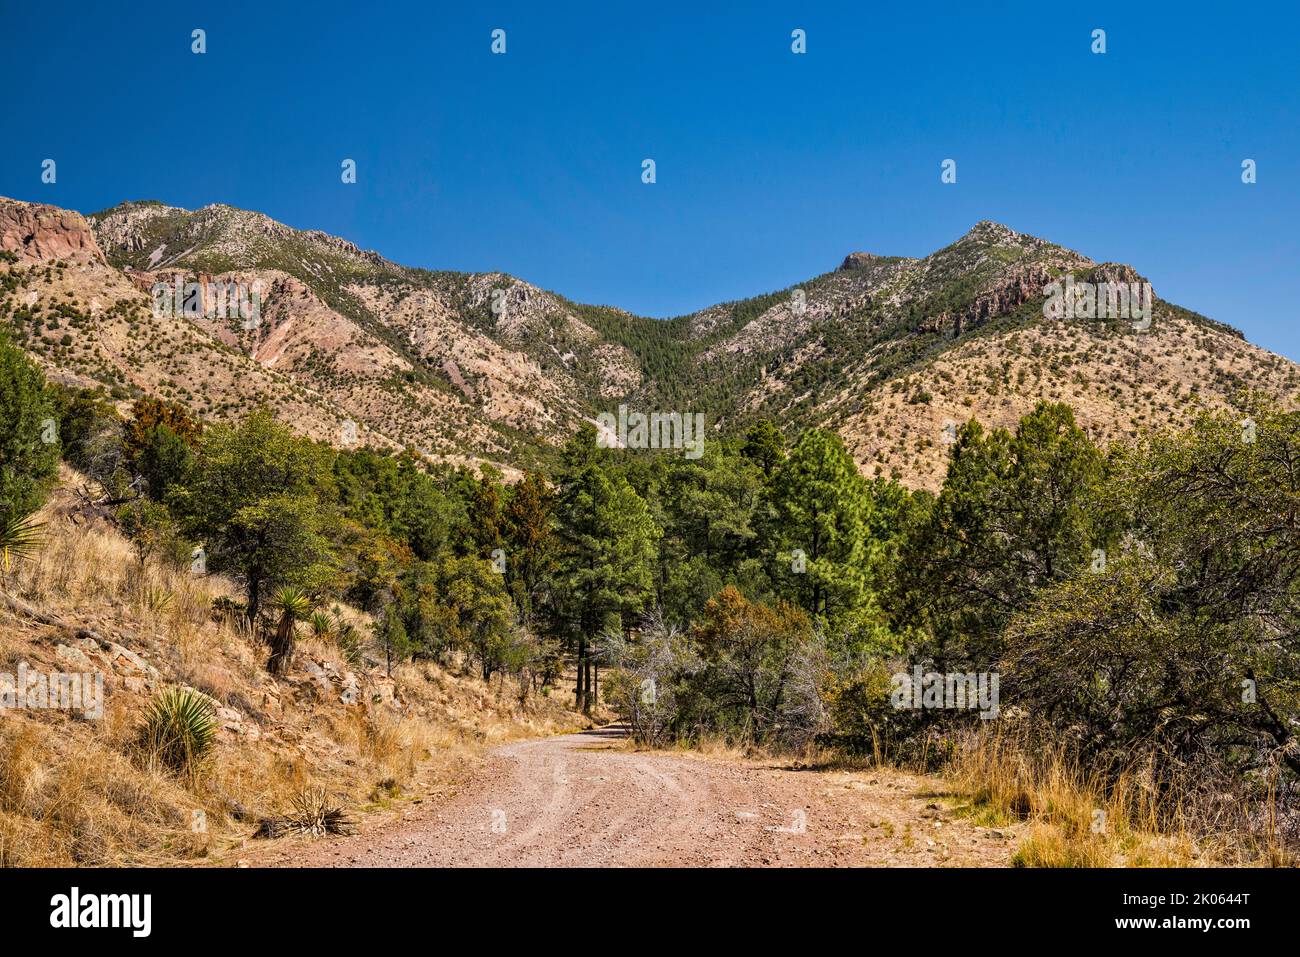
[{"xmin": 140, "ymin": 686, "xmax": 217, "ymax": 779}]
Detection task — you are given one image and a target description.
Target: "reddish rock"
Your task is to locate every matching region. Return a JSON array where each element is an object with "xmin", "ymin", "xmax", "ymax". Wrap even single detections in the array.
[
  {"xmin": 918, "ymin": 263, "xmax": 1056, "ymax": 337},
  {"xmin": 0, "ymin": 196, "xmax": 106, "ymax": 264}
]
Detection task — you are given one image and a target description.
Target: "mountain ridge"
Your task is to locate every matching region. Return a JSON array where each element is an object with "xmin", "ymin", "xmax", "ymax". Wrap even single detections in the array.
[{"xmin": 2, "ymin": 195, "xmax": 1295, "ymax": 488}]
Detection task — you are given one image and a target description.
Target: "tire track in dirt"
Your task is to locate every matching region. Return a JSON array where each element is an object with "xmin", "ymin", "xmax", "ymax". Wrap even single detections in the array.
[{"xmin": 250, "ymin": 725, "xmax": 1018, "ymax": 867}]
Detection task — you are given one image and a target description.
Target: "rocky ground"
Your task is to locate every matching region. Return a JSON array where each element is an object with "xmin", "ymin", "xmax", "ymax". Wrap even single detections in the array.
[{"xmin": 248, "ymin": 725, "xmax": 1019, "ymax": 868}]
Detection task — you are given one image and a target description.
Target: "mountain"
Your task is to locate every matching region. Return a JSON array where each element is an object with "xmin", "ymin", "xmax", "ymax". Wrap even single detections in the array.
[{"xmin": 2, "ymin": 196, "xmax": 1296, "ymax": 487}]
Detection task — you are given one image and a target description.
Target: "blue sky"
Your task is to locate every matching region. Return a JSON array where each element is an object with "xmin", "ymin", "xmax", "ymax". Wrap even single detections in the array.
[{"xmin": 4, "ymin": 1, "xmax": 1298, "ymax": 359}]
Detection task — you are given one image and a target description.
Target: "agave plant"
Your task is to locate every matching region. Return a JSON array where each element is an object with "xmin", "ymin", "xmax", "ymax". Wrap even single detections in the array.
[
  {"xmin": 308, "ymin": 610, "xmax": 336, "ymax": 640},
  {"xmin": 254, "ymin": 787, "xmax": 354, "ymax": 839},
  {"xmin": 267, "ymin": 585, "xmax": 314, "ymax": 675},
  {"xmin": 0, "ymin": 511, "xmax": 44, "ymax": 586},
  {"xmin": 140, "ymin": 583, "xmax": 175, "ymax": 615},
  {"xmin": 307, "ymin": 608, "xmax": 366, "ymax": 664},
  {"xmin": 140, "ymin": 686, "xmax": 217, "ymax": 779}
]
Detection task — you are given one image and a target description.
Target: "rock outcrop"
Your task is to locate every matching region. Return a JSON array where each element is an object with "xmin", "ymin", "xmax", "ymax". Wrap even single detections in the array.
[
  {"xmin": 839, "ymin": 251, "xmax": 880, "ymax": 271},
  {"xmin": 0, "ymin": 196, "xmax": 106, "ymax": 264},
  {"xmin": 918, "ymin": 263, "xmax": 1058, "ymax": 337}
]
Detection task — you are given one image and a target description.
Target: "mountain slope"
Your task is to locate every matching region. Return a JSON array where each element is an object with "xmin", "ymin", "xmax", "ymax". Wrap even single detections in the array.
[
  {"xmin": 3, "ymin": 195, "xmax": 1295, "ymax": 487},
  {"xmin": 652, "ymin": 220, "xmax": 1299, "ymax": 486},
  {"xmin": 0, "ymin": 197, "xmax": 371, "ymax": 452},
  {"xmin": 87, "ymin": 201, "xmax": 654, "ymax": 469}
]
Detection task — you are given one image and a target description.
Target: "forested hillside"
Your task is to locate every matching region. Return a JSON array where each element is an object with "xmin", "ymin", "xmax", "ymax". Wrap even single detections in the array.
[
  {"xmin": 3, "ymin": 316, "xmax": 1298, "ymax": 863},
  {"xmin": 4, "ymin": 196, "xmax": 1300, "ymax": 865}
]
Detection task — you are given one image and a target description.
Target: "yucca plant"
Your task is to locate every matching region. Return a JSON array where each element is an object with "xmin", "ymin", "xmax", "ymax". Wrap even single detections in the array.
[
  {"xmin": 140, "ymin": 583, "xmax": 175, "ymax": 615},
  {"xmin": 0, "ymin": 511, "xmax": 44, "ymax": 588},
  {"xmin": 308, "ymin": 608, "xmax": 365, "ymax": 664},
  {"xmin": 253, "ymin": 787, "xmax": 354, "ymax": 839},
  {"xmin": 308, "ymin": 610, "xmax": 335, "ymax": 640},
  {"xmin": 140, "ymin": 686, "xmax": 217, "ymax": 780},
  {"xmin": 267, "ymin": 585, "xmax": 314, "ymax": 675}
]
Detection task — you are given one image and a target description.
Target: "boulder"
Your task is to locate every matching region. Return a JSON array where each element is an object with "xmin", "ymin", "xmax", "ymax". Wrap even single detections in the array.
[{"xmin": 54, "ymin": 643, "xmax": 98, "ymax": 672}]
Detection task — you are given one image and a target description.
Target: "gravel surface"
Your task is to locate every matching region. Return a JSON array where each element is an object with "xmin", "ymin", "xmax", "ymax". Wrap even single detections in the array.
[{"xmin": 251, "ymin": 725, "xmax": 1017, "ymax": 867}]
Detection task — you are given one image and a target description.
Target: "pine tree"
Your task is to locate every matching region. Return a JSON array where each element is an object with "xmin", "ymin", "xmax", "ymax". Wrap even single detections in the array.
[
  {"xmin": 0, "ymin": 332, "xmax": 59, "ymax": 525},
  {"xmin": 659, "ymin": 443, "xmax": 764, "ymax": 622},
  {"xmin": 502, "ymin": 470, "xmax": 557, "ymax": 628},
  {"xmin": 768, "ymin": 429, "xmax": 873, "ymax": 628},
  {"xmin": 554, "ymin": 464, "xmax": 661, "ymax": 712},
  {"xmin": 741, "ymin": 419, "xmax": 786, "ymax": 476},
  {"xmin": 894, "ymin": 402, "xmax": 1106, "ymax": 667}
]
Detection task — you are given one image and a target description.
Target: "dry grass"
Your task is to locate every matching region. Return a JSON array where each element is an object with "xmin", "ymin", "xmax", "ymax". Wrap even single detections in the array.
[
  {"xmin": 941, "ymin": 727, "xmax": 1287, "ymax": 867},
  {"xmin": 741, "ymin": 713, "xmax": 1294, "ymax": 867},
  {"xmin": 677, "ymin": 733, "xmax": 757, "ymax": 762},
  {"xmin": 0, "ymin": 706, "xmax": 202, "ymax": 866},
  {"xmin": 0, "ymin": 467, "xmax": 586, "ymax": 866}
]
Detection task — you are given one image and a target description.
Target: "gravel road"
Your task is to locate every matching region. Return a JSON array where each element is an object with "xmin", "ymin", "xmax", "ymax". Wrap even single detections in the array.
[{"xmin": 253, "ymin": 725, "xmax": 1015, "ymax": 867}]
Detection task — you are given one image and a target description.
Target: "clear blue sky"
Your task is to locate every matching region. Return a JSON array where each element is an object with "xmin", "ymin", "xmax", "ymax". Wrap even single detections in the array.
[{"xmin": 4, "ymin": 1, "xmax": 1298, "ymax": 359}]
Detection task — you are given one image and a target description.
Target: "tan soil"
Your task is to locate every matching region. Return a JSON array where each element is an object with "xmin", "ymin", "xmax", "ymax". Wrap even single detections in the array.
[{"xmin": 249, "ymin": 725, "xmax": 1018, "ymax": 867}]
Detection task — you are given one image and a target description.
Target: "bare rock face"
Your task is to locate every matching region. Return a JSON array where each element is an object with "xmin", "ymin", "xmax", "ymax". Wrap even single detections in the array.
[
  {"xmin": 0, "ymin": 197, "xmax": 106, "ymax": 264},
  {"xmin": 1090, "ymin": 261, "xmax": 1151, "ymax": 294},
  {"xmin": 839, "ymin": 251, "xmax": 879, "ymax": 271},
  {"xmin": 918, "ymin": 263, "xmax": 1057, "ymax": 337}
]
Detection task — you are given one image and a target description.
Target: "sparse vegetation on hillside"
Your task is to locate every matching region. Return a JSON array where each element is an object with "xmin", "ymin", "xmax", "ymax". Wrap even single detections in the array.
[
  {"xmin": 8, "ymin": 196, "xmax": 1298, "ymax": 489},
  {"xmin": 4, "ymin": 197, "xmax": 1300, "ymax": 868}
]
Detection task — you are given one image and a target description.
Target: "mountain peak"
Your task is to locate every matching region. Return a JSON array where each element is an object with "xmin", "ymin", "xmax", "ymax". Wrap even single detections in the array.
[
  {"xmin": 840, "ymin": 222, "xmax": 1067, "ymax": 277},
  {"xmin": 89, "ymin": 200, "xmax": 394, "ymax": 274},
  {"xmin": 959, "ymin": 220, "xmax": 1026, "ymax": 245},
  {"xmin": 2, "ymin": 195, "xmax": 1293, "ymax": 494},
  {"xmin": 838, "ymin": 251, "xmax": 882, "ymax": 271}
]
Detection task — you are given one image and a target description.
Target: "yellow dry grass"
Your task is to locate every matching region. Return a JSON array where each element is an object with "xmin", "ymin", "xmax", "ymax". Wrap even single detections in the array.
[
  {"xmin": 941, "ymin": 727, "xmax": 1288, "ymax": 867},
  {"xmin": 0, "ymin": 467, "xmax": 585, "ymax": 866}
]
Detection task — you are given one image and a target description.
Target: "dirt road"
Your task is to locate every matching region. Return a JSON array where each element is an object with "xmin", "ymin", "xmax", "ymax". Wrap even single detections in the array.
[{"xmin": 253, "ymin": 726, "xmax": 1016, "ymax": 867}]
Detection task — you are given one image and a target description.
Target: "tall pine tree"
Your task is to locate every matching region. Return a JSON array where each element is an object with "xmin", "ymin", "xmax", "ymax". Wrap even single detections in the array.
[
  {"xmin": 768, "ymin": 429, "xmax": 875, "ymax": 632},
  {"xmin": 554, "ymin": 463, "xmax": 661, "ymax": 712}
]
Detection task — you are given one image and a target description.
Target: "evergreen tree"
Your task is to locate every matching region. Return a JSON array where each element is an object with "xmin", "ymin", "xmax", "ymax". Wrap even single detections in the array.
[
  {"xmin": 659, "ymin": 443, "xmax": 765, "ymax": 622},
  {"xmin": 894, "ymin": 401, "xmax": 1107, "ymax": 667},
  {"xmin": 399, "ymin": 554, "xmax": 516, "ymax": 680},
  {"xmin": 136, "ymin": 423, "xmax": 193, "ymax": 501},
  {"xmin": 464, "ymin": 470, "xmax": 505, "ymax": 556},
  {"xmin": 171, "ymin": 411, "xmax": 335, "ymax": 626},
  {"xmin": 501, "ymin": 470, "xmax": 557, "ymax": 628},
  {"xmin": 768, "ymin": 429, "xmax": 873, "ymax": 630},
  {"xmin": 49, "ymin": 384, "xmax": 118, "ymax": 473},
  {"xmin": 741, "ymin": 419, "xmax": 786, "ymax": 476},
  {"xmin": 554, "ymin": 464, "xmax": 661, "ymax": 711},
  {"xmin": 1004, "ymin": 402, "xmax": 1300, "ymax": 776},
  {"xmin": 0, "ymin": 332, "xmax": 59, "ymax": 524}
]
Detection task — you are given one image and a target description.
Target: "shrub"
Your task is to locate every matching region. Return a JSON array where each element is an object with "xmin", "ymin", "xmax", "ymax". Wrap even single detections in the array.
[
  {"xmin": 601, "ymin": 611, "xmax": 699, "ymax": 746},
  {"xmin": 139, "ymin": 686, "xmax": 217, "ymax": 779}
]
